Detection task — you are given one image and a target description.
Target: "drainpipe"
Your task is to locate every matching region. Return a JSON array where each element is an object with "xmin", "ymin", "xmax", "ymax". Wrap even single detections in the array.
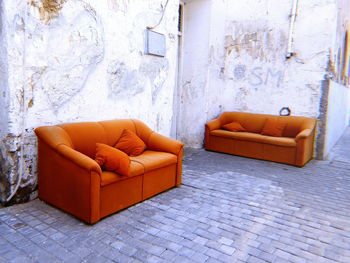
[{"xmin": 286, "ymin": 0, "xmax": 298, "ymax": 58}]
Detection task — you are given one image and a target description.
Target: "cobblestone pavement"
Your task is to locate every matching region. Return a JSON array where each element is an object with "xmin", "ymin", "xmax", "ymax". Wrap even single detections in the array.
[{"xmin": 1, "ymin": 128, "xmax": 350, "ymax": 263}]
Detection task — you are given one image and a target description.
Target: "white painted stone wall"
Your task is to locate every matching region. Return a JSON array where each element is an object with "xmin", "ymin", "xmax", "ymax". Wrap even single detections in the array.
[
  {"xmin": 325, "ymin": 81, "xmax": 350, "ymax": 157},
  {"xmin": 0, "ymin": 0, "xmax": 180, "ymax": 204},
  {"xmin": 177, "ymin": 0, "xmax": 211, "ymax": 144},
  {"xmin": 323, "ymin": 0, "xmax": 350, "ymax": 158},
  {"xmin": 178, "ymin": 0, "xmax": 337, "ymax": 149}
]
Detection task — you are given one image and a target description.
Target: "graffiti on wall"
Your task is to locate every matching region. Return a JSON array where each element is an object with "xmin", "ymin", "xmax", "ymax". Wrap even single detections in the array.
[
  {"xmin": 336, "ymin": 24, "xmax": 350, "ymax": 86},
  {"xmin": 232, "ymin": 64, "xmax": 284, "ymax": 88}
]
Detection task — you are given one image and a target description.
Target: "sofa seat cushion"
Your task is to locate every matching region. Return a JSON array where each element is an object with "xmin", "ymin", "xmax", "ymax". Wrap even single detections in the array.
[
  {"xmin": 101, "ymin": 160, "xmax": 144, "ymax": 186},
  {"xmin": 130, "ymin": 150, "xmax": 177, "ymax": 172},
  {"xmin": 211, "ymin": 130, "xmax": 296, "ymax": 147}
]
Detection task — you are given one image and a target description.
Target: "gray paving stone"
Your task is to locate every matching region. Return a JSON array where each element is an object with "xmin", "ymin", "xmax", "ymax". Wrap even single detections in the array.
[
  {"xmin": 246, "ymin": 255, "xmax": 266, "ymax": 263},
  {"xmin": 1, "ymin": 129, "xmax": 350, "ymax": 262},
  {"xmin": 159, "ymin": 249, "xmax": 177, "ymax": 261},
  {"xmin": 219, "ymin": 244, "xmax": 236, "ymax": 256}
]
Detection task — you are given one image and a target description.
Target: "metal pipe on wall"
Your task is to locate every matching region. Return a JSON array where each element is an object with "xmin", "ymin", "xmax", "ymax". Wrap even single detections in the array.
[{"xmin": 287, "ymin": 0, "xmax": 299, "ymax": 58}]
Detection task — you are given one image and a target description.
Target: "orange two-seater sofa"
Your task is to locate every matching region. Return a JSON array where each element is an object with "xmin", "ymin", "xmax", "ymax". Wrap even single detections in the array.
[
  {"xmin": 35, "ymin": 119, "xmax": 184, "ymax": 224},
  {"xmin": 205, "ymin": 112, "xmax": 317, "ymax": 167}
]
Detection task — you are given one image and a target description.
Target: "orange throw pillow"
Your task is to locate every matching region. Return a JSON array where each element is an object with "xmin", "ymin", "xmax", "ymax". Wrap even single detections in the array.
[
  {"xmin": 95, "ymin": 143, "xmax": 130, "ymax": 176},
  {"xmin": 222, "ymin": 122, "xmax": 246, "ymax": 132},
  {"xmin": 261, "ymin": 119, "xmax": 286, "ymax": 137},
  {"xmin": 115, "ymin": 129, "xmax": 146, "ymax": 156}
]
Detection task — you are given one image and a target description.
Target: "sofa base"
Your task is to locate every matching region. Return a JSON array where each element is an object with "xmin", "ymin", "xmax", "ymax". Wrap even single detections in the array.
[{"xmin": 205, "ymin": 136, "xmax": 303, "ymax": 167}]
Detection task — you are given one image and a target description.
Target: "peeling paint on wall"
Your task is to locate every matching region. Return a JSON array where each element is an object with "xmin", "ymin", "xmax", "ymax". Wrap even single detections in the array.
[
  {"xmin": 30, "ymin": 0, "xmax": 67, "ymax": 24},
  {"xmin": 0, "ymin": 133, "xmax": 37, "ymax": 204},
  {"xmin": 26, "ymin": 0, "xmax": 104, "ymax": 110},
  {"xmin": 140, "ymin": 58, "xmax": 169, "ymax": 104},
  {"xmin": 107, "ymin": 57, "xmax": 169, "ymax": 104},
  {"xmin": 107, "ymin": 61, "xmax": 144, "ymax": 98}
]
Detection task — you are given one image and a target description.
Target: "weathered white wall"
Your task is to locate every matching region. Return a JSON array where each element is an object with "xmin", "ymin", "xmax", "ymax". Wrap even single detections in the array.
[
  {"xmin": 0, "ymin": 1, "xmax": 11, "ymax": 199},
  {"xmin": 323, "ymin": 0, "xmax": 350, "ymax": 158},
  {"xmin": 178, "ymin": 0, "xmax": 337, "ymax": 149},
  {"xmin": 0, "ymin": 0, "xmax": 180, "ymax": 204},
  {"xmin": 325, "ymin": 81, "xmax": 350, "ymax": 156},
  {"xmin": 178, "ymin": 0, "xmax": 211, "ymax": 145}
]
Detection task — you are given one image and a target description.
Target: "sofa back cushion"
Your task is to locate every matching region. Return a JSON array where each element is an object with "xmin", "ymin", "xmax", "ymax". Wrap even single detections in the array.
[
  {"xmin": 219, "ymin": 112, "xmax": 316, "ymax": 138},
  {"xmin": 57, "ymin": 119, "xmax": 154, "ymax": 158},
  {"xmin": 261, "ymin": 119, "xmax": 287, "ymax": 137},
  {"xmin": 58, "ymin": 122, "xmax": 108, "ymax": 158},
  {"xmin": 99, "ymin": 120, "xmax": 136, "ymax": 146}
]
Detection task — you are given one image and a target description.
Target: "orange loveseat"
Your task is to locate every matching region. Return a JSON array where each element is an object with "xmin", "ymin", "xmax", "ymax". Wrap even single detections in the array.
[
  {"xmin": 35, "ymin": 119, "xmax": 184, "ymax": 224},
  {"xmin": 205, "ymin": 112, "xmax": 317, "ymax": 167}
]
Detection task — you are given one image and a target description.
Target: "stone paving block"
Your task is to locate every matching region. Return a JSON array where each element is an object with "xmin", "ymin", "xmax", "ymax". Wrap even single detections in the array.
[
  {"xmin": 193, "ymin": 235, "xmax": 208, "ymax": 245},
  {"xmin": 219, "ymin": 244, "xmax": 236, "ymax": 256},
  {"xmin": 84, "ymin": 254, "xmax": 115, "ymax": 263},
  {"xmin": 204, "ymin": 240, "xmax": 222, "ymax": 251},
  {"xmin": 172, "ymin": 255, "xmax": 195, "ymax": 263},
  {"xmin": 258, "ymin": 251, "xmax": 276, "ymax": 262},
  {"xmin": 159, "ymin": 249, "xmax": 177, "ymax": 261},
  {"xmin": 70, "ymin": 246, "xmax": 91, "ymax": 258},
  {"xmin": 190, "ymin": 252, "xmax": 209, "ymax": 263},
  {"xmin": 273, "ymin": 256, "xmax": 291, "ymax": 263},
  {"xmin": 8, "ymin": 255, "xmax": 33, "ymax": 263},
  {"xmin": 205, "ymin": 258, "xmax": 224, "ymax": 263},
  {"xmin": 274, "ymin": 249, "xmax": 291, "ymax": 261},
  {"xmin": 246, "ymin": 255, "xmax": 266, "ymax": 263},
  {"xmin": 218, "ymin": 237, "xmax": 234, "ymax": 246},
  {"xmin": 246, "ymin": 247, "xmax": 262, "ymax": 258},
  {"xmin": 131, "ymin": 249, "xmax": 150, "ymax": 262}
]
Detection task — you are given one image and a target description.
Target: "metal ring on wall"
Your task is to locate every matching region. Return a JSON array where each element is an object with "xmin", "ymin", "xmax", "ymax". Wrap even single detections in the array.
[{"xmin": 279, "ymin": 107, "xmax": 291, "ymax": 116}]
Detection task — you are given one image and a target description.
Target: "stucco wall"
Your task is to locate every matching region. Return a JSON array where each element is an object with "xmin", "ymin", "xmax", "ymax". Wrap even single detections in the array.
[
  {"xmin": 178, "ymin": 0, "xmax": 211, "ymax": 145},
  {"xmin": 0, "ymin": 0, "xmax": 179, "ymax": 204},
  {"xmin": 323, "ymin": 0, "xmax": 350, "ymax": 158},
  {"xmin": 178, "ymin": 0, "xmax": 337, "ymax": 148},
  {"xmin": 325, "ymin": 81, "xmax": 350, "ymax": 157}
]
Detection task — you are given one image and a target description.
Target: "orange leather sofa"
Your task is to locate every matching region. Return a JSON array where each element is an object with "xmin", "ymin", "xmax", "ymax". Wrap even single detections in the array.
[
  {"xmin": 205, "ymin": 112, "xmax": 317, "ymax": 167},
  {"xmin": 35, "ymin": 119, "xmax": 184, "ymax": 224}
]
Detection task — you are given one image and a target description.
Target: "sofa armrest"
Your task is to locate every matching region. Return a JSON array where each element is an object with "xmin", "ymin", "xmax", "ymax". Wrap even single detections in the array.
[
  {"xmin": 147, "ymin": 132, "xmax": 184, "ymax": 186},
  {"xmin": 56, "ymin": 144, "xmax": 102, "ymax": 174},
  {"xmin": 36, "ymin": 139, "xmax": 101, "ymax": 223},
  {"xmin": 147, "ymin": 132, "xmax": 184, "ymax": 155},
  {"xmin": 295, "ymin": 128, "xmax": 315, "ymax": 167},
  {"xmin": 295, "ymin": 129, "xmax": 313, "ymax": 141},
  {"xmin": 205, "ymin": 118, "xmax": 222, "ymax": 131}
]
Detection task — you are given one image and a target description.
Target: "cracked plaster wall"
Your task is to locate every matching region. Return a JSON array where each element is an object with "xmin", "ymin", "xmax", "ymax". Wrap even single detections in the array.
[
  {"xmin": 0, "ymin": 0, "xmax": 179, "ymax": 204},
  {"xmin": 179, "ymin": 0, "xmax": 338, "ymax": 153}
]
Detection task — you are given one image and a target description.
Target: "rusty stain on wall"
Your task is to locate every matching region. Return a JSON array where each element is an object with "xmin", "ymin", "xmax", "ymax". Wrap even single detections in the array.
[{"xmin": 29, "ymin": 0, "xmax": 67, "ymax": 24}]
